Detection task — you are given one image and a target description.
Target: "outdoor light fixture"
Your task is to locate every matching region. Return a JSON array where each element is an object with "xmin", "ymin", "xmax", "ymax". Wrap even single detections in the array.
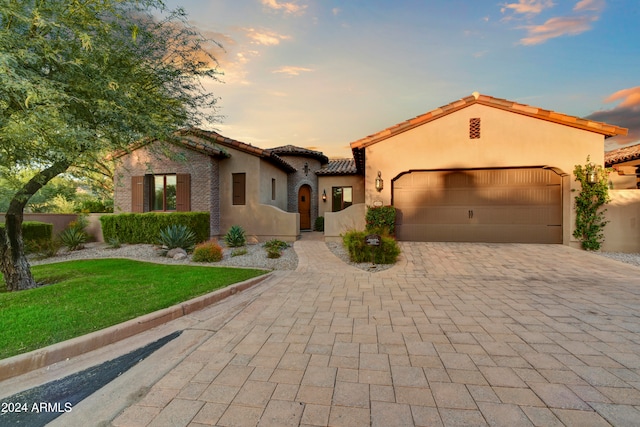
[
  {"xmin": 586, "ymin": 170, "xmax": 598, "ymax": 184},
  {"xmin": 304, "ymin": 162, "xmax": 309, "ymax": 176},
  {"xmin": 322, "ymin": 189, "xmax": 327, "ymax": 202},
  {"xmin": 375, "ymin": 171, "xmax": 384, "ymax": 192}
]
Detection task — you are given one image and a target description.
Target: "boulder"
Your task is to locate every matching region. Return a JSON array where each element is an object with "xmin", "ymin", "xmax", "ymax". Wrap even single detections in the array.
[
  {"xmin": 247, "ymin": 235, "xmax": 259, "ymax": 245},
  {"xmin": 173, "ymin": 252, "xmax": 187, "ymax": 260},
  {"xmin": 167, "ymin": 248, "xmax": 187, "ymax": 258}
]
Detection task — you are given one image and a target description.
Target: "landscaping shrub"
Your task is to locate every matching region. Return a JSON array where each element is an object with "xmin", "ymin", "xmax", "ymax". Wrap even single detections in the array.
[
  {"xmin": 365, "ymin": 206, "xmax": 396, "ymax": 235},
  {"xmin": 59, "ymin": 227, "xmax": 88, "ymax": 251},
  {"xmin": 342, "ymin": 230, "xmax": 400, "ymax": 264},
  {"xmin": 232, "ymin": 248, "xmax": 248, "ymax": 257},
  {"xmin": 158, "ymin": 224, "xmax": 197, "ymax": 252},
  {"xmin": 192, "ymin": 240, "xmax": 223, "ymax": 262},
  {"xmin": 3, "ymin": 220, "xmax": 55, "ymax": 256},
  {"xmin": 264, "ymin": 239, "xmax": 288, "ymax": 251},
  {"xmin": 225, "ymin": 225, "xmax": 246, "ymax": 247},
  {"xmin": 314, "ymin": 216, "xmax": 324, "ymax": 232},
  {"xmin": 100, "ymin": 212, "xmax": 209, "ymax": 244},
  {"xmin": 266, "ymin": 246, "xmax": 282, "ymax": 258},
  {"xmin": 106, "ymin": 236, "xmax": 122, "ymax": 249},
  {"xmin": 264, "ymin": 239, "xmax": 288, "ymax": 259},
  {"xmin": 20, "ymin": 221, "xmax": 53, "ymax": 244}
]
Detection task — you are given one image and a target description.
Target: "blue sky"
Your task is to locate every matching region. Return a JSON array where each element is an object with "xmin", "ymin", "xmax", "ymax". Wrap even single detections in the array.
[{"xmin": 162, "ymin": 0, "xmax": 640, "ymax": 158}]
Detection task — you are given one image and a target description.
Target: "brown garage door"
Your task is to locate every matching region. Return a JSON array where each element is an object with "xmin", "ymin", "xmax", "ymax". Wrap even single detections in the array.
[{"xmin": 393, "ymin": 168, "xmax": 562, "ymax": 243}]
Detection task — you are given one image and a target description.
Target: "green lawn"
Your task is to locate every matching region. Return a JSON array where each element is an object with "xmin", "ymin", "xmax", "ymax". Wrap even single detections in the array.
[{"xmin": 0, "ymin": 259, "xmax": 266, "ymax": 359}]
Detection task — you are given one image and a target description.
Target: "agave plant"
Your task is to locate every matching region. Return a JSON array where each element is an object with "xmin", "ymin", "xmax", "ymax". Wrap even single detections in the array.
[
  {"xmin": 59, "ymin": 227, "xmax": 88, "ymax": 251},
  {"xmin": 224, "ymin": 225, "xmax": 246, "ymax": 247},
  {"xmin": 158, "ymin": 224, "xmax": 196, "ymax": 252}
]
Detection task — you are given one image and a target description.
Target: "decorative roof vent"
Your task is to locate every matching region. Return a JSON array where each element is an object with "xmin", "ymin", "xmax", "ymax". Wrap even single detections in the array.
[{"xmin": 470, "ymin": 118, "xmax": 481, "ymax": 139}]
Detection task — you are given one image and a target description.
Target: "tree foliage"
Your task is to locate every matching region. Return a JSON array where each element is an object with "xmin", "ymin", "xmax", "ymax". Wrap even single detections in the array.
[
  {"xmin": 573, "ymin": 157, "xmax": 611, "ymax": 251},
  {"xmin": 0, "ymin": 0, "xmax": 221, "ymax": 290}
]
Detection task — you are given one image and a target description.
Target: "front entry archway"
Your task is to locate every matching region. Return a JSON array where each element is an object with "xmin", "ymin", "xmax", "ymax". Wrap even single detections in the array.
[{"xmin": 298, "ymin": 185, "xmax": 311, "ymax": 230}]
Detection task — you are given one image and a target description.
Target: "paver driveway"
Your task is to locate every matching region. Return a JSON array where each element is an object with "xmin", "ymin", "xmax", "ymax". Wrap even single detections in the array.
[{"xmin": 60, "ymin": 241, "xmax": 640, "ymax": 426}]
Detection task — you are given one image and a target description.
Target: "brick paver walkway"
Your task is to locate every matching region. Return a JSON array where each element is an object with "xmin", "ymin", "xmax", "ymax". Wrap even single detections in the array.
[{"xmin": 65, "ymin": 241, "xmax": 640, "ymax": 425}]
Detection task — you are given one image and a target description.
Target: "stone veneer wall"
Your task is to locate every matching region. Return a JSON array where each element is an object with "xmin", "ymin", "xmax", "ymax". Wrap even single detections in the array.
[
  {"xmin": 113, "ymin": 142, "xmax": 220, "ymax": 237},
  {"xmin": 278, "ymin": 156, "xmax": 323, "ymax": 230}
]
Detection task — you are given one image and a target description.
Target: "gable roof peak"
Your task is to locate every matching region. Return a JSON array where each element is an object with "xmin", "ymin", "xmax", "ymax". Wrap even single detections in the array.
[{"xmin": 350, "ymin": 93, "xmax": 628, "ymax": 150}]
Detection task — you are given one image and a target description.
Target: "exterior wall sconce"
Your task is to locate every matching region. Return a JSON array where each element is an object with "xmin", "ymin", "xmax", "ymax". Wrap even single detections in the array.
[
  {"xmin": 304, "ymin": 162, "xmax": 309, "ymax": 176},
  {"xmin": 322, "ymin": 189, "xmax": 327, "ymax": 202},
  {"xmin": 375, "ymin": 171, "xmax": 384, "ymax": 192},
  {"xmin": 586, "ymin": 170, "xmax": 598, "ymax": 184}
]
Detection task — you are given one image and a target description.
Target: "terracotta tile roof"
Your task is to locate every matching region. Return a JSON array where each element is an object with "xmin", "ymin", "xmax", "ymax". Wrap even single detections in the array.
[
  {"xmin": 108, "ymin": 135, "xmax": 230, "ymax": 160},
  {"xmin": 269, "ymin": 145, "xmax": 329, "ymax": 164},
  {"xmin": 179, "ymin": 128, "xmax": 297, "ymax": 173},
  {"xmin": 605, "ymin": 143, "xmax": 640, "ymax": 167},
  {"xmin": 350, "ymin": 93, "xmax": 629, "ymax": 150},
  {"xmin": 316, "ymin": 158, "xmax": 358, "ymax": 175}
]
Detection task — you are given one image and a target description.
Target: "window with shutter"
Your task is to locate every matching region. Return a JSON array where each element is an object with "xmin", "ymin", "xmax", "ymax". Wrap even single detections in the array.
[
  {"xmin": 131, "ymin": 173, "xmax": 191, "ymax": 212},
  {"xmin": 131, "ymin": 176, "xmax": 144, "ymax": 212},
  {"xmin": 232, "ymin": 173, "xmax": 246, "ymax": 205},
  {"xmin": 176, "ymin": 174, "xmax": 191, "ymax": 211}
]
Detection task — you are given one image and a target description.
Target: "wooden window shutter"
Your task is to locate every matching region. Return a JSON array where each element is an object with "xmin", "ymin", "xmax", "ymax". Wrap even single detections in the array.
[
  {"xmin": 131, "ymin": 176, "xmax": 144, "ymax": 212},
  {"xmin": 232, "ymin": 173, "xmax": 246, "ymax": 205},
  {"xmin": 176, "ymin": 174, "xmax": 191, "ymax": 212}
]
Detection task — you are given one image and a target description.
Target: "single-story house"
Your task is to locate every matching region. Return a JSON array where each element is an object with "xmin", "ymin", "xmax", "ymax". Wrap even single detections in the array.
[
  {"xmin": 112, "ymin": 93, "xmax": 629, "ymax": 246},
  {"xmin": 112, "ymin": 129, "xmax": 360, "ymax": 241}
]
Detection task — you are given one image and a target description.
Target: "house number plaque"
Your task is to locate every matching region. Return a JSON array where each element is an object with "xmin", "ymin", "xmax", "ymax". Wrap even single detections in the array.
[{"xmin": 365, "ymin": 234, "xmax": 381, "ymax": 246}]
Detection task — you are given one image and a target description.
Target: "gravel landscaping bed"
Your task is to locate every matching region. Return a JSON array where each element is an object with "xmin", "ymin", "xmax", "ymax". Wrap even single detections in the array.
[
  {"xmin": 592, "ymin": 251, "xmax": 640, "ymax": 267},
  {"xmin": 30, "ymin": 241, "xmax": 299, "ymax": 271}
]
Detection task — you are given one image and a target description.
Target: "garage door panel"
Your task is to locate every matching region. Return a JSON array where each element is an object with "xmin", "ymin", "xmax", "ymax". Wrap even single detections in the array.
[
  {"xmin": 396, "ymin": 224, "xmax": 562, "ymax": 243},
  {"xmin": 393, "ymin": 168, "xmax": 563, "ymax": 244}
]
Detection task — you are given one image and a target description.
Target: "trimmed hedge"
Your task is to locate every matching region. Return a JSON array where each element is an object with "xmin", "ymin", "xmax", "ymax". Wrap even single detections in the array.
[
  {"xmin": 342, "ymin": 230, "xmax": 400, "ymax": 264},
  {"xmin": 0, "ymin": 221, "xmax": 53, "ymax": 244},
  {"xmin": 100, "ymin": 212, "xmax": 210, "ymax": 244},
  {"xmin": 0, "ymin": 221, "xmax": 53, "ymax": 254}
]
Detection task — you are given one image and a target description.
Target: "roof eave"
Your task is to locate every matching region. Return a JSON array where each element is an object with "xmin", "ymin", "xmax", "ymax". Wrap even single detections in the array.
[{"xmin": 350, "ymin": 94, "xmax": 629, "ymax": 150}]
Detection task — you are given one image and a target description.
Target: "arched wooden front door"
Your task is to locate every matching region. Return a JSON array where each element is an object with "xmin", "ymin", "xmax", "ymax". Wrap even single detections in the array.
[{"xmin": 298, "ymin": 185, "xmax": 311, "ymax": 230}]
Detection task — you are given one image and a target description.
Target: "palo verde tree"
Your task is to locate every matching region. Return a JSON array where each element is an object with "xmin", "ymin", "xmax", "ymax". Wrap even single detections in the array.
[{"xmin": 0, "ymin": 0, "xmax": 220, "ymax": 291}]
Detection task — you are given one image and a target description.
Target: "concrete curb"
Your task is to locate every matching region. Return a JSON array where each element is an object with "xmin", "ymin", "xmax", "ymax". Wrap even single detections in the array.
[{"xmin": 0, "ymin": 273, "xmax": 272, "ymax": 382}]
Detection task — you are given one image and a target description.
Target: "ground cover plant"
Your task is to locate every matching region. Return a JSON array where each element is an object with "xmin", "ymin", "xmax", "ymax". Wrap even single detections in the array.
[
  {"xmin": 0, "ymin": 259, "xmax": 265, "ymax": 359},
  {"xmin": 264, "ymin": 239, "xmax": 289, "ymax": 259}
]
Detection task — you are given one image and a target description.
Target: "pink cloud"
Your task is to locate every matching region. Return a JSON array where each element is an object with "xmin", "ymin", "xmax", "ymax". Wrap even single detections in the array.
[
  {"xmin": 588, "ymin": 87, "xmax": 640, "ymax": 146},
  {"xmin": 503, "ymin": 0, "xmax": 606, "ymax": 45},
  {"xmin": 520, "ymin": 15, "xmax": 597, "ymax": 45},
  {"xmin": 261, "ymin": 0, "xmax": 307, "ymax": 15},
  {"xmin": 501, "ymin": 0, "xmax": 555, "ymax": 15},
  {"xmin": 574, "ymin": 0, "xmax": 606, "ymax": 12}
]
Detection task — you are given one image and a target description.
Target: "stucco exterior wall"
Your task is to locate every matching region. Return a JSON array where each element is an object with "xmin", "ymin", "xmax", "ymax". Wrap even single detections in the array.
[
  {"xmin": 317, "ymin": 175, "xmax": 366, "ymax": 218},
  {"xmin": 601, "ymin": 190, "xmax": 640, "ymax": 253},
  {"xmin": 218, "ymin": 150, "xmax": 298, "ymax": 240},
  {"xmin": 363, "ymin": 104, "xmax": 606, "ymax": 246},
  {"xmin": 324, "ymin": 203, "xmax": 367, "ymax": 242},
  {"xmin": 259, "ymin": 161, "xmax": 289, "ymax": 210}
]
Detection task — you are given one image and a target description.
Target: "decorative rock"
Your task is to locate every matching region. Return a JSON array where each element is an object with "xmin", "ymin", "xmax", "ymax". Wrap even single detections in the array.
[
  {"xmin": 247, "ymin": 235, "xmax": 259, "ymax": 245},
  {"xmin": 173, "ymin": 252, "xmax": 187, "ymax": 260},
  {"xmin": 166, "ymin": 248, "xmax": 187, "ymax": 258}
]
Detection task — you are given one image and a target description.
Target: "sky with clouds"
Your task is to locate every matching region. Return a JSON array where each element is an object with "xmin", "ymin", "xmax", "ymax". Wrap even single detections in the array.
[{"xmin": 162, "ymin": 0, "xmax": 639, "ymax": 158}]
